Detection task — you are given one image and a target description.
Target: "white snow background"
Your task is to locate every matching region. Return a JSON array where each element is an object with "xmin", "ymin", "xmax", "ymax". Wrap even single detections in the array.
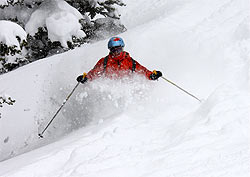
[{"xmin": 0, "ymin": 0, "xmax": 250, "ymax": 176}]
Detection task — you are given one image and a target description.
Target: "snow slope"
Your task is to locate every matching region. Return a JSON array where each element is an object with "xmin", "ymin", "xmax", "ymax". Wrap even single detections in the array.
[{"xmin": 1, "ymin": 0, "xmax": 250, "ymax": 176}]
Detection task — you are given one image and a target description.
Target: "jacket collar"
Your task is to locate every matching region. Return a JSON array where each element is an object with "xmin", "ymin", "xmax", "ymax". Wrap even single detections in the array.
[{"xmin": 109, "ymin": 51, "xmax": 126, "ymax": 61}]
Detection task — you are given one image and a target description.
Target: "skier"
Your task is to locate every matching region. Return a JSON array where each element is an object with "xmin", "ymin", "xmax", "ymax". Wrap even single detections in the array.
[{"xmin": 76, "ymin": 37, "xmax": 162, "ymax": 83}]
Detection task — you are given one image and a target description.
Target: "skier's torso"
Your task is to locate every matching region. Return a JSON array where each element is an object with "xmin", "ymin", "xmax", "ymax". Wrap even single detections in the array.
[
  {"xmin": 87, "ymin": 51, "xmax": 153, "ymax": 80},
  {"xmin": 104, "ymin": 52, "xmax": 134, "ymax": 79}
]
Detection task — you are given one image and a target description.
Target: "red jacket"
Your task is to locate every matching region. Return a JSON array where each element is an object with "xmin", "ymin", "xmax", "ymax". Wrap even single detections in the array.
[{"xmin": 87, "ymin": 51, "xmax": 153, "ymax": 80}]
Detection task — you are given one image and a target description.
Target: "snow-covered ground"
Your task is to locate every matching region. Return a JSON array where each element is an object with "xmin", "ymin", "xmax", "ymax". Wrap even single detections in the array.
[{"xmin": 1, "ymin": 0, "xmax": 250, "ymax": 176}]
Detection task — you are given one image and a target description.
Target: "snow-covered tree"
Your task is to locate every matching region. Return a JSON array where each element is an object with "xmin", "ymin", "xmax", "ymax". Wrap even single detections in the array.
[
  {"xmin": 0, "ymin": 0, "xmax": 126, "ymax": 73},
  {"xmin": 66, "ymin": 0, "xmax": 125, "ymax": 19},
  {"xmin": 66, "ymin": 0, "xmax": 126, "ymax": 41},
  {"xmin": 0, "ymin": 95, "xmax": 15, "ymax": 108},
  {"xmin": 0, "ymin": 20, "xmax": 27, "ymax": 73},
  {"xmin": 0, "ymin": 94, "xmax": 15, "ymax": 118},
  {"xmin": 24, "ymin": 0, "xmax": 87, "ymax": 59},
  {"xmin": 0, "ymin": 0, "xmax": 21, "ymax": 8}
]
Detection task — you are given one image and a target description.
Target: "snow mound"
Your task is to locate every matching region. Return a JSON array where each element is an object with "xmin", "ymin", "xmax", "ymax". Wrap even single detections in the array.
[
  {"xmin": 0, "ymin": 20, "xmax": 27, "ymax": 49},
  {"xmin": 25, "ymin": 0, "xmax": 86, "ymax": 47}
]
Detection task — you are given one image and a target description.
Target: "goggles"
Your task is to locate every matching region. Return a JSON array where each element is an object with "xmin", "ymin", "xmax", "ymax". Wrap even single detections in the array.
[{"xmin": 110, "ymin": 46, "xmax": 123, "ymax": 54}]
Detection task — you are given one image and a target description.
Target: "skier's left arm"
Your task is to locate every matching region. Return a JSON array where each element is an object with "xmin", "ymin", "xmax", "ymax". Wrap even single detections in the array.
[{"xmin": 134, "ymin": 60, "xmax": 162, "ymax": 80}]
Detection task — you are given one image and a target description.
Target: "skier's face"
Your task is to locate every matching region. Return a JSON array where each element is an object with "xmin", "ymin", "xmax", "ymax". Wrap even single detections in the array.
[{"xmin": 110, "ymin": 46, "xmax": 123, "ymax": 56}]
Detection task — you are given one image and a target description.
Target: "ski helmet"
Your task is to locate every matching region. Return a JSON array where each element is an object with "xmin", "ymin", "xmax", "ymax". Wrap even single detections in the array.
[{"xmin": 108, "ymin": 37, "xmax": 125, "ymax": 49}]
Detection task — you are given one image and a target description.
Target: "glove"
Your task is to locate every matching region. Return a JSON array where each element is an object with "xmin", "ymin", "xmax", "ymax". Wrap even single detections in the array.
[
  {"xmin": 76, "ymin": 74, "xmax": 88, "ymax": 84},
  {"xmin": 150, "ymin": 70, "xmax": 162, "ymax": 80}
]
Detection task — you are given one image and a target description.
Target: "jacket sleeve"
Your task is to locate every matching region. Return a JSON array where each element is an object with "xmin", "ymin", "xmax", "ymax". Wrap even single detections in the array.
[
  {"xmin": 87, "ymin": 58, "xmax": 105, "ymax": 80},
  {"xmin": 134, "ymin": 60, "xmax": 153, "ymax": 80}
]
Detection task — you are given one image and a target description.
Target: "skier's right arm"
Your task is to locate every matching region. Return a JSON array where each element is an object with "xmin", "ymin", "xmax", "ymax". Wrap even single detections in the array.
[
  {"xmin": 76, "ymin": 58, "xmax": 105, "ymax": 84},
  {"xmin": 86, "ymin": 58, "xmax": 105, "ymax": 81}
]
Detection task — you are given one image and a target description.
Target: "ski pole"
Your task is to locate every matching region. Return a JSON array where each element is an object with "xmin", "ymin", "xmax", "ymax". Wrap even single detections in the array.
[
  {"xmin": 38, "ymin": 78, "xmax": 83, "ymax": 138},
  {"xmin": 161, "ymin": 76, "xmax": 201, "ymax": 102}
]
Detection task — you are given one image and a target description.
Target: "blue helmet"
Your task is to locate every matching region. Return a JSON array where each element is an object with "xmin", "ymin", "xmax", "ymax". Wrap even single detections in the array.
[{"xmin": 108, "ymin": 37, "xmax": 125, "ymax": 49}]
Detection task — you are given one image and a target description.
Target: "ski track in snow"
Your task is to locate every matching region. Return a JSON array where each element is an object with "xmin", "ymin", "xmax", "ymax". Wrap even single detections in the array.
[{"xmin": 1, "ymin": 0, "xmax": 250, "ymax": 176}]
